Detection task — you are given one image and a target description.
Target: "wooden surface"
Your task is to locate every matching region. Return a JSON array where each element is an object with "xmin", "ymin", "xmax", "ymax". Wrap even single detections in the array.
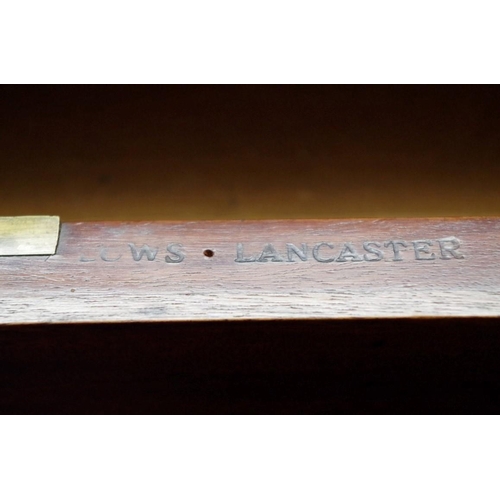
[
  {"xmin": 1, "ymin": 87, "xmax": 500, "ymax": 414},
  {"xmin": 1, "ymin": 217, "xmax": 499, "ymax": 325}
]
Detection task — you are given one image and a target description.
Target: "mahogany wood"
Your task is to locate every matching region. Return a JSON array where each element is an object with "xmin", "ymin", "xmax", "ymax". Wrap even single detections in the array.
[{"xmin": 0, "ymin": 218, "xmax": 499, "ymax": 325}]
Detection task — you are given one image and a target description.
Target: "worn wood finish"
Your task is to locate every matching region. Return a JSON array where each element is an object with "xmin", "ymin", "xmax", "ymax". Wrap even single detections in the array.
[{"xmin": 0, "ymin": 218, "xmax": 499, "ymax": 325}]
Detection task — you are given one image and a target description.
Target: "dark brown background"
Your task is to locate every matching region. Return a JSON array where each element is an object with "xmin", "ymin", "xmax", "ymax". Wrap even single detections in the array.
[
  {"xmin": 2, "ymin": 319, "xmax": 500, "ymax": 414},
  {"xmin": 1, "ymin": 85, "xmax": 499, "ymax": 220},
  {"xmin": 1, "ymin": 85, "xmax": 500, "ymax": 414}
]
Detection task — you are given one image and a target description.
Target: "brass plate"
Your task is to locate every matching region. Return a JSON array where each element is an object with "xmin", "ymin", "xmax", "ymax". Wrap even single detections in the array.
[{"xmin": 0, "ymin": 216, "xmax": 60, "ymax": 256}]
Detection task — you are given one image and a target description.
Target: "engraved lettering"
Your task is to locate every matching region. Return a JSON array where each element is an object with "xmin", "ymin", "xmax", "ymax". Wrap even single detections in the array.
[
  {"xmin": 128, "ymin": 243, "xmax": 158, "ymax": 261},
  {"xmin": 412, "ymin": 240, "xmax": 436, "ymax": 260},
  {"xmin": 258, "ymin": 243, "xmax": 284, "ymax": 262},
  {"xmin": 438, "ymin": 237, "xmax": 464, "ymax": 259},
  {"xmin": 363, "ymin": 242, "xmax": 383, "ymax": 262},
  {"xmin": 235, "ymin": 243, "xmax": 256, "ymax": 263},
  {"xmin": 312, "ymin": 242, "xmax": 335, "ymax": 263},
  {"xmin": 77, "ymin": 235, "xmax": 466, "ymax": 267},
  {"xmin": 384, "ymin": 240, "xmax": 408, "ymax": 261},
  {"xmin": 165, "ymin": 243, "xmax": 184, "ymax": 263},
  {"xmin": 336, "ymin": 243, "xmax": 363, "ymax": 262},
  {"xmin": 100, "ymin": 248, "xmax": 122, "ymax": 262},
  {"xmin": 286, "ymin": 243, "xmax": 308, "ymax": 262}
]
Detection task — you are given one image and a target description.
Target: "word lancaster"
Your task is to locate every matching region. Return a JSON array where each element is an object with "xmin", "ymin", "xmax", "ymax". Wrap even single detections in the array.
[{"xmin": 236, "ymin": 237, "xmax": 464, "ymax": 263}]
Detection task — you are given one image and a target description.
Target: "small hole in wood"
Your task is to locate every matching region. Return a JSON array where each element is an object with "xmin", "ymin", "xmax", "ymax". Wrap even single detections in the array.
[{"xmin": 203, "ymin": 249, "xmax": 214, "ymax": 258}]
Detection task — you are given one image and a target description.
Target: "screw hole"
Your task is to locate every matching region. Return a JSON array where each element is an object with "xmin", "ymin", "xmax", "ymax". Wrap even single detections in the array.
[{"xmin": 203, "ymin": 249, "xmax": 214, "ymax": 258}]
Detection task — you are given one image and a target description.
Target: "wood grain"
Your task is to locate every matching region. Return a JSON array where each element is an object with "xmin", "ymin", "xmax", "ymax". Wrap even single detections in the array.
[{"xmin": 0, "ymin": 218, "xmax": 499, "ymax": 325}]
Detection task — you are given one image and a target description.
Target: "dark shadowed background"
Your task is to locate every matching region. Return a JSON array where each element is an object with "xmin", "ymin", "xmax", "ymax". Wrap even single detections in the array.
[{"xmin": 1, "ymin": 85, "xmax": 499, "ymax": 221}]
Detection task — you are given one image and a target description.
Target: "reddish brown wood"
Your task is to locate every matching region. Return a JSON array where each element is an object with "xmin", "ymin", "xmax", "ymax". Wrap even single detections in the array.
[{"xmin": 0, "ymin": 218, "xmax": 499, "ymax": 324}]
